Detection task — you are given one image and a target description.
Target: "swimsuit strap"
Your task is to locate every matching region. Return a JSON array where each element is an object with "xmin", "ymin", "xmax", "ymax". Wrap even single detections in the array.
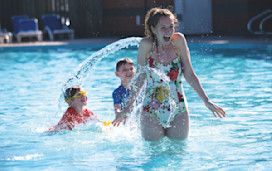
[
  {"xmin": 146, "ymin": 41, "xmax": 155, "ymax": 65},
  {"xmin": 170, "ymin": 40, "xmax": 181, "ymax": 60},
  {"xmin": 148, "ymin": 41, "xmax": 156, "ymax": 58}
]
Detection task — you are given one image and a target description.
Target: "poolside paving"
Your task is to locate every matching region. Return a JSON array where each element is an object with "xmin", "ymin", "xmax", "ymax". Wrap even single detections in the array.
[{"xmin": 0, "ymin": 35, "xmax": 271, "ymax": 48}]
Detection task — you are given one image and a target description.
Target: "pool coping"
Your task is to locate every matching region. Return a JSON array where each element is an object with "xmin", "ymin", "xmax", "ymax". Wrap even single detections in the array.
[{"xmin": 0, "ymin": 35, "xmax": 271, "ymax": 48}]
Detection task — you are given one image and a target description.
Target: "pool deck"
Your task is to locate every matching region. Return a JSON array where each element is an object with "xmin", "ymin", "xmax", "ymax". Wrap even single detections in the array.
[{"xmin": 0, "ymin": 35, "xmax": 271, "ymax": 48}]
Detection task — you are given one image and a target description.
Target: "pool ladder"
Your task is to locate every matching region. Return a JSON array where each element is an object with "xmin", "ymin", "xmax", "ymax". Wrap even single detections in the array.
[{"xmin": 247, "ymin": 9, "xmax": 272, "ymax": 35}]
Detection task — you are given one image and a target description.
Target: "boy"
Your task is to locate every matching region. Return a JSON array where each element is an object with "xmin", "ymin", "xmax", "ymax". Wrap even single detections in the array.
[
  {"xmin": 112, "ymin": 58, "xmax": 136, "ymax": 115},
  {"xmin": 48, "ymin": 85, "xmax": 99, "ymax": 132}
]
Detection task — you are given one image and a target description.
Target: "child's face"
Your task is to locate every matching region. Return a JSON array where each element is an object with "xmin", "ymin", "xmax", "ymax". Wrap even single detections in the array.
[
  {"xmin": 116, "ymin": 63, "xmax": 136, "ymax": 82},
  {"xmin": 70, "ymin": 89, "xmax": 87, "ymax": 107}
]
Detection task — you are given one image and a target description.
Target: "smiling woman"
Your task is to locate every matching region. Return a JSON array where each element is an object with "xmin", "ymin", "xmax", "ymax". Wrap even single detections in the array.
[{"xmin": 113, "ymin": 7, "xmax": 226, "ymax": 141}]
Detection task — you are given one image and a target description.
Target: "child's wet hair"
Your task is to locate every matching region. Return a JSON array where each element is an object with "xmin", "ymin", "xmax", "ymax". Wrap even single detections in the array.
[
  {"xmin": 116, "ymin": 58, "xmax": 134, "ymax": 71},
  {"xmin": 64, "ymin": 86, "xmax": 81, "ymax": 101}
]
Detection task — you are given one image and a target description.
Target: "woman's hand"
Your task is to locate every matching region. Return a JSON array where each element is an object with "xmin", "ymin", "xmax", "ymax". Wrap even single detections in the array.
[
  {"xmin": 205, "ymin": 101, "xmax": 226, "ymax": 118},
  {"xmin": 112, "ymin": 111, "xmax": 128, "ymax": 127}
]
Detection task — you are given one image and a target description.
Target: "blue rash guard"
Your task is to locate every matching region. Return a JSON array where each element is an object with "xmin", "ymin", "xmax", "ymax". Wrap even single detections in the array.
[{"xmin": 112, "ymin": 85, "xmax": 130, "ymax": 110}]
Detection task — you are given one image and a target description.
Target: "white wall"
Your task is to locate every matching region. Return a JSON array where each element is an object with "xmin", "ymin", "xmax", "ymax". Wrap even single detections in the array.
[{"xmin": 175, "ymin": 0, "xmax": 213, "ymax": 34}]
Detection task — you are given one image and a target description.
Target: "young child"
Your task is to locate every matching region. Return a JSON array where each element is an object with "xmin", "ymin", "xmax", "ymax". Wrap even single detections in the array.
[
  {"xmin": 48, "ymin": 85, "xmax": 99, "ymax": 132},
  {"xmin": 112, "ymin": 58, "xmax": 136, "ymax": 115}
]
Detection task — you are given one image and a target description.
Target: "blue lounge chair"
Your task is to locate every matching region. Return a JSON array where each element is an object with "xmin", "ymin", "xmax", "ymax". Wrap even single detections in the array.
[
  {"xmin": 11, "ymin": 15, "xmax": 42, "ymax": 42},
  {"xmin": 42, "ymin": 14, "xmax": 74, "ymax": 41},
  {"xmin": 11, "ymin": 15, "xmax": 28, "ymax": 34}
]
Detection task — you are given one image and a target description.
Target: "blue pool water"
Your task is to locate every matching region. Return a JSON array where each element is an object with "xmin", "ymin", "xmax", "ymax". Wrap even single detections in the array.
[{"xmin": 0, "ymin": 39, "xmax": 272, "ymax": 170}]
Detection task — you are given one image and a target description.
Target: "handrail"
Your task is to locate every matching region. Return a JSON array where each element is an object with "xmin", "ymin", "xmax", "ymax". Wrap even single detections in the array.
[
  {"xmin": 260, "ymin": 14, "xmax": 272, "ymax": 34},
  {"xmin": 247, "ymin": 9, "xmax": 272, "ymax": 35}
]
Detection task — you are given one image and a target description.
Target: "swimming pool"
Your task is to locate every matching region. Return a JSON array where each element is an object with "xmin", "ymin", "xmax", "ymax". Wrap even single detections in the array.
[{"xmin": 0, "ymin": 39, "xmax": 271, "ymax": 170}]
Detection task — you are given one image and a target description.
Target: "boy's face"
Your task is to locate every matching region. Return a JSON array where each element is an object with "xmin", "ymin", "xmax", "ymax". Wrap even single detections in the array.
[
  {"xmin": 115, "ymin": 63, "xmax": 136, "ymax": 82},
  {"xmin": 70, "ymin": 88, "xmax": 87, "ymax": 107}
]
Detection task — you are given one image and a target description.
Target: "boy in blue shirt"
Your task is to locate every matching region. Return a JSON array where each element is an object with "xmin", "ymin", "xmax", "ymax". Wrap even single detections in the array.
[{"xmin": 112, "ymin": 58, "xmax": 136, "ymax": 116}]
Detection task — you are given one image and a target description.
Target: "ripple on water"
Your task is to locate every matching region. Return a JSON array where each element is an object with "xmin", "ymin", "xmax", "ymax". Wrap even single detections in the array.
[{"xmin": 0, "ymin": 42, "xmax": 272, "ymax": 170}]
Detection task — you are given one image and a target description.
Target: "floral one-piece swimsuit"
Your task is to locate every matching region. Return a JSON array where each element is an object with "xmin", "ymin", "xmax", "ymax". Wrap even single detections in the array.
[{"xmin": 142, "ymin": 41, "xmax": 188, "ymax": 128}]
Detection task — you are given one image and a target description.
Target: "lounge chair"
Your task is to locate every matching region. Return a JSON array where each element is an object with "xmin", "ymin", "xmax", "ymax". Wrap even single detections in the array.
[
  {"xmin": 11, "ymin": 15, "xmax": 43, "ymax": 42},
  {"xmin": 0, "ymin": 24, "xmax": 12, "ymax": 43},
  {"xmin": 42, "ymin": 14, "xmax": 74, "ymax": 41},
  {"xmin": 11, "ymin": 15, "xmax": 28, "ymax": 34}
]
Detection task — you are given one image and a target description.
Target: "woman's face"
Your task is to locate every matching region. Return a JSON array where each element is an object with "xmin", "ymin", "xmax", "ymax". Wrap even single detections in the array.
[{"xmin": 152, "ymin": 16, "xmax": 175, "ymax": 46}]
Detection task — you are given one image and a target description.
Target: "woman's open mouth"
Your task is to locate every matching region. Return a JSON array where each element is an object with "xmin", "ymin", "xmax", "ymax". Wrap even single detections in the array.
[{"xmin": 163, "ymin": 36, "xmax": 170, "ymax": 42}]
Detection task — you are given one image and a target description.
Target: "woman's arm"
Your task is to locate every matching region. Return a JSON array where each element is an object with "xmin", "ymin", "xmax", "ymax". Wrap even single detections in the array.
[
  {"xmin": 113, "ymin": 38, "xmax": 152, "ymax": 125},
  {"xmin": 174, "ymin": 33, "xmax": 225, "ymax": 118}
]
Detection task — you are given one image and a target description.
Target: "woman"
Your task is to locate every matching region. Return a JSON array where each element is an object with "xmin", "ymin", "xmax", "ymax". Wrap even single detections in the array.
[{"xmin": 113, "ymin": 7, "xmax": 225, "ymax": 141}]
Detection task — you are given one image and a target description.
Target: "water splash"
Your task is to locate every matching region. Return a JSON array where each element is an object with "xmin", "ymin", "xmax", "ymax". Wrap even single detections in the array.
[
  {"xmin": 129, "ymin": 66, "xmax": 179, "ymax": 128},
  {"xmin": 58, "ymin": 37, "xmax": 142, "ymax": 112},
  {"xmin": 57, "ymin": 36, "xmax": 178, "ymax": 128}
]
